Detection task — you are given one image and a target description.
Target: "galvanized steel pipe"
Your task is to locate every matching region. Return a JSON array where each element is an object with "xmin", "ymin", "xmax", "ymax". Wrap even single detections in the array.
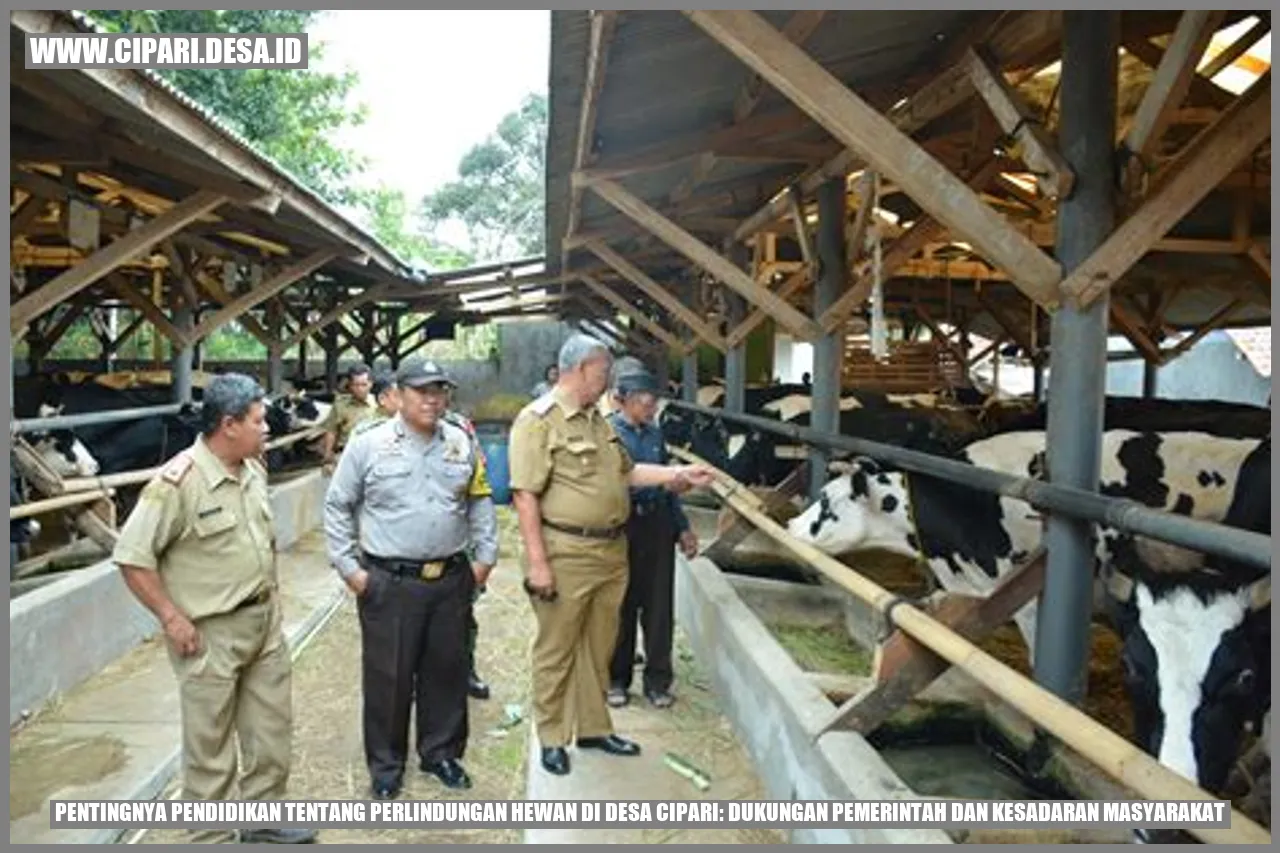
[
  {"xmin": 11, "ymin": 402, "xmax": 193, "ymax": 435},
  {"xmin": 664, "ymin": 399, "xmax": 1272, "ymax": 570}
]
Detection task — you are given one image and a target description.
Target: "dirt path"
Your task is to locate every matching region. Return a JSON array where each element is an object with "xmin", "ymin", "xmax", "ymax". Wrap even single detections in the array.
[{"xmin": 142, "ymin": 507, "xmax": 782, "ymax": 845}]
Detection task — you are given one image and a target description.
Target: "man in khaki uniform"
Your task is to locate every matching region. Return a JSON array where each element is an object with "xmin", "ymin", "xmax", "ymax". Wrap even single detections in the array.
[
  {"xmin": 113, "ymin": 374, "xmax": 315, "ymax": 844},
  {"xmin": 321, "ymin": 363, "xmax": 377, "ymax": 471},
  {"xmin": 508, "ymin": 334, "xmax": 713, "ymax": 777},
  {"xmin": 351, "ymin": 371, "xmax": 400, "ymax": 438}
]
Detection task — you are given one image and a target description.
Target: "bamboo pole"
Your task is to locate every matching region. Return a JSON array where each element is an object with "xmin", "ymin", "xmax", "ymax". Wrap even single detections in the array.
[
  {"xmin": 670, "ymin": 445, "xmax": 1270, "ymax": 845},
  {"xmin": 10, "ymin": 488, "xmax": 116, "ymax": 519}
]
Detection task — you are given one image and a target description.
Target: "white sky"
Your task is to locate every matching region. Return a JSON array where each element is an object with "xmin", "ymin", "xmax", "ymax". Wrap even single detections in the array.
[{"xmin": 308, "ymin": 10, "xmax": 550, "ymax": 233}]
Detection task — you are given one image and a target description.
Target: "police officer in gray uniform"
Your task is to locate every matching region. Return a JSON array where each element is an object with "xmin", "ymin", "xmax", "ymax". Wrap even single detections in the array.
[{"xmin": 324, "ymin": 360, "xmax": 499, "ymax": 800}]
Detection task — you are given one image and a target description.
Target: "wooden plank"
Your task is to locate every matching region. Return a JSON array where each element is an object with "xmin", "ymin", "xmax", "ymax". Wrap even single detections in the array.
[
  {"xmin": 188, "ymin": 249, "xmax": 338, "ymax": 342},
  {"xmin": 730, "ymin": 14, "xmax": 1061, "ymax": 244},
  {"xmin": 962, "ymin": 46, "xmax": 1074, "ymax": 199},
  {"xmin": 725, "ymin": 266, "xmax": 811, "ymax": 348},
  {"xmin": 1109, "ymin": 297, "xmax": 1166, "ymax": 365},
  {"xmin": 582, "ymin": 176, "xmax": 824, "ymax": 340},
  {"xmin": 190, "ymin": 269, "xmax": 275, "ymax": 347},
  {"xmin": 686, "ymin": 12, "xmax": 1063, "ymax": 311},
  {"xmin": 10, "ymin": 194, "xmax": 49, "ymax": 236},
  {"xmin": 1062, "ymin": 73, "xmax": 1271, "ymax": 307},
  {"xmin": 1161, "ymin": 299, "xmax": 1246, "ymax": 361},
  {"xmin": 106, "ymin": 275, "xmax": 189, "ymax": 347},
  {"xmin": 1199, "ymin": 17, "xmax": 1271, "ymax": 81},
  {"xmin": 583, "ymin": 240, "xmax": 729, "ymax": 352},
  {"xmin": 1121, "ymin": 12, "xmax": 1227, "ymax": 167},
  {"xmin": 563, "ymin": 10, "xmax": 620, "ymax": 257},
  {"xmin": 9, "ymin": 189, "xmax": 227, "ymax": 330},
  {"xmin": 1245, "ymin": 242, "xmax": 1271, "ymax": 280},
  {"xmin": 821, "ymin": 550, "xmax": 1047, "ymax": 736},
  {"xmin": 578, "ymin": 274, "xmax": 688, "ymax": 353}
]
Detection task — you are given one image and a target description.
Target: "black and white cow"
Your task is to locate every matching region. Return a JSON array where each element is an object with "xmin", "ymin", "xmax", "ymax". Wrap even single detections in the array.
[{"xmin": 786, "ymin": 429, "xmax": 1271, "ymax": 805}]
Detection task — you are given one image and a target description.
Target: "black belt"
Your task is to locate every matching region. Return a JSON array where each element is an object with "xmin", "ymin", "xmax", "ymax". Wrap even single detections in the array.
[
  {"xmin": 362, "ymin": 551, "xmax": 467, "ymax": 581},
  {"xmin": 232, "ymin": 587, "xmax": 272, "ymax": 612},
  {"xmin": 541, "ymin": 519, "xmax": 626, "ymax": 540}
]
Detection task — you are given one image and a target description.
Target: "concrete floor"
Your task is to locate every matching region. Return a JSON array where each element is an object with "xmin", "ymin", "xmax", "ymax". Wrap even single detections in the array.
[{"xmin": 7, "ymin": 531, "xmax": 344, "ymax": 845}]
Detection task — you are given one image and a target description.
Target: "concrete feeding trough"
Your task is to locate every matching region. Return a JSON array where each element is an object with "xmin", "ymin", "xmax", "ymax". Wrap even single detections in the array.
[
  {"xmin": 9, "ymin": 469, "xmax": 331, "ymax": 728},
  {"xmin": 675, "ymin": 537, "xmax": 1139, "ymax": 845}
]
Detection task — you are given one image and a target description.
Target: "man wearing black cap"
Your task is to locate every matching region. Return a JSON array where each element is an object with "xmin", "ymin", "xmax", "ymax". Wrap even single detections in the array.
[
  {"xmin": 605, "ymin": 364, "xmax": 698, "ymax": 709},
  {"xmin": 324, "ymin": 359, "xmax": 499, "ymax": 800}
]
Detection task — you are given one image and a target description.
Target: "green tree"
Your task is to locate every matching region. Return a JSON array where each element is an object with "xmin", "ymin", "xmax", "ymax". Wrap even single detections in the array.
[
  {"xmin": 358, "ymin": 185, "xmax": 474, "ymax": 271},
  {"xmin": 421, "ymin": 92, "xmax": 547, "ymax": 262},
  {"xmin": 82, "ymin": 10, "xmax": 369, "ymax": 205}
]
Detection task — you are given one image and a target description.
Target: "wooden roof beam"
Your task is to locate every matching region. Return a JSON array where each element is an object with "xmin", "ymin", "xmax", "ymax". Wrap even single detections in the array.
[
  {"xmin": 730, "ymin": 12, "xmax": 1061, "ymax": 244},
  {"xmin": 188, "ymin": 248, "xmax": 338, "ymax": 342},
  {"xmin": 962, "ymin": 46, "xmax": 1075, "ymax": 199},
  {"xmin": 10, "ymin": 188, "xmax": 227, "ymax": 331},
  {"xmin": 688, "ymin": 11, "xmax": 1063, "ymax": 313},
  {"xmin": 580, "ymin": 175, "xmax": 823, "ymax": 340},
  {"xmin": 1062, "ymin": 71, "xmax": 1271, "ymax": 307},
  {"xmin": 1120, "ymin": 11, "xmax": 1227, "ymax": 187},
  {"xmin": 562, "ymin": 10, "xmax": 620, "ymax": 268},
  {"xmin": 579, "ymin": 273, "xmax": 689, "ymax": 354},
  {"xmin": 582, "ymin": 239, "xmax": 728, "ymax": 352}
]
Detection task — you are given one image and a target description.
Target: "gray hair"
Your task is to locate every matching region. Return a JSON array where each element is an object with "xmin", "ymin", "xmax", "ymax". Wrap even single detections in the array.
[
  {"xmin": 200, "ymin": 373, "xmax": 267, "ymax": 437},
  {"xmin": 558, "ymin": 332, "xmax": 612, "ymax": 373}
]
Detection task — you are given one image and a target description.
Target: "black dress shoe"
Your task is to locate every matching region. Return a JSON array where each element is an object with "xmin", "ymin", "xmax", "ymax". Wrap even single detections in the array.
[
  {"xmin": 421, "ymin": 758, "xmax": 472, "ymax": 789},
  {"xmin": 239, "ymin": 827, "xmax": 318, "ymax": 844},
  {"xmin": 468, "ymin": 673, "xmax": 491, "ymax": 700},
  {"xmin": 371, "ymin": 779, "xmax": 401, "ymax": 800},
  {"xmin": 576, "ymin": 734, "xmax": 641, "ymax": 756},
  {"xmin": 541, "ymin": 746, "xmax": 570, "ymax": 775}
]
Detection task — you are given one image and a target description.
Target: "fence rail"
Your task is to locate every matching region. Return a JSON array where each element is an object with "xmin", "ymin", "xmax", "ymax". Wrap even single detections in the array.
[
  {"xmin": 664, "ymin": 399, "xmax": 1271, "ymax": 570},
  {"xmin": 11, "ymin": 402, "xmax": 194, "ymax": 435}
]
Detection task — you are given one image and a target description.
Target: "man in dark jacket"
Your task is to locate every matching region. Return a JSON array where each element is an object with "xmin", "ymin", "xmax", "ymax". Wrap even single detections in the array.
[{"xmin": 605, "ymin": 365, "xmax": 698, "ymax": 708}]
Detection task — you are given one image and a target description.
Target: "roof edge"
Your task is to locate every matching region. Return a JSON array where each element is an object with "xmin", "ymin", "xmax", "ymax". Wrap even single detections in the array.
[{"xmin": 13, "ymin": 9, "xmax": 423, "ymax": 283}]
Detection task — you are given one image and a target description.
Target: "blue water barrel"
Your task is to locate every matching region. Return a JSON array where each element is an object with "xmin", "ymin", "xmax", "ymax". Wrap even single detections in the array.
[{"xmin": 474, "ymin": 424, "xmax": 512, "ymax": 505}]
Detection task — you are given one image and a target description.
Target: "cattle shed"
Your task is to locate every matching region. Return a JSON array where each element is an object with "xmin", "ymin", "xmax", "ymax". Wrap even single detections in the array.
[
  {"xmin": 544, "ymin": 9, "xmax": 1271, "ymax": 842},
  {"xmin": 10, "ymin": 9, "xmax": 572, "ymax": 406}
]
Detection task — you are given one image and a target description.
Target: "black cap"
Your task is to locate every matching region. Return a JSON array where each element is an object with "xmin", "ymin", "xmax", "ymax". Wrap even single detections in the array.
[
  {"xmin": 396, "ymin": 359, "xmax": 456, "ymax": 389},
  {"xmin": 616, "ymin": 366, "xmax": 661, "ymax": 396}
]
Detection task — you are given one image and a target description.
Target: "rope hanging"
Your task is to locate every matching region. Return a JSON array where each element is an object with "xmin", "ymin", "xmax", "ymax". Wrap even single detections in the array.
[{"xmin": 868, "ymin": 171, "xmax": 888, "ymax": 362}]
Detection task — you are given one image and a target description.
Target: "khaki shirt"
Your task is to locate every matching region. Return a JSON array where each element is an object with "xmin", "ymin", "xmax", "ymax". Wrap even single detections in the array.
[
  {"xmin": 323, "ymin": 415, "xmax": 499, "ymax": 579},
  {"xmin": 508, "ymin": 387, "xmax": 634, "ymax": 530},
  {"xmin": 351, "ymin": 410, "xmax": 391, "ymax": 438},
  {"xmin": 113, "ymin": 437, "xmax": 275, "ymax": 622},
  {"xmin": 322, "ymin": 393, "xmax": 378, "ymax": 450}
]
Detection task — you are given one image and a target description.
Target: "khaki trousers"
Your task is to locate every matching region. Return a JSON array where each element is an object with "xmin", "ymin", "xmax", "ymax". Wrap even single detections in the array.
[
  {"xmin": 529, "ymin": 530, "xmax": 628, "ymax": 747},
  {"xmin": 167, "ymin": 597, "xmax": 292, "ymax": 843}
]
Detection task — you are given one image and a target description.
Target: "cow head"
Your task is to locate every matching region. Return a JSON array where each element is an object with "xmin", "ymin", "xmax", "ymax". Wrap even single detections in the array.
[
  {"xmin": 786, "ymin": 457, "xmax": 915, "ymax": 557},
  {"xmin": 1103, "ymin": 564, "xmax": 1272, "ymax": 799},
  {"xmin": 265, "ymin": 396, "xmax": 299, "ymax": 437},
  {"xmin": 28, "ymin": 424, "xmax": 100, "ymax": 478}
]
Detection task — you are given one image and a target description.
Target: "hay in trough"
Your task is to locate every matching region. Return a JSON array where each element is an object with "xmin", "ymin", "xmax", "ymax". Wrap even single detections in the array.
[{"xmin": 768, "ymin": 621, "xmax": 873, "ymax": 676}]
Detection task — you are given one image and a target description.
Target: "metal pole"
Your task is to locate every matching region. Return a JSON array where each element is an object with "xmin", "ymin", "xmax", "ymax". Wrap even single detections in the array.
[
  {"xmin": 811, "ymin": 177, "xmax": 846, "ymax": 502},
  {"xmin": 1033, "ymin": 11, "xmax": 1119, "ymax": 703},
  {"xmin": 664, "ymin": 399, "xmax": 1270, "ymax": 571},
  {"xmin": 1142, "ymin": 359, "xmax": 1159, "ymax": 398},
  {"xmin": 324, "ymin": 325, "xmax": 340, "ymax": 390},
  {"xmin": 12, "ymin": 402, "xmax": 191, "ymax": 434}
]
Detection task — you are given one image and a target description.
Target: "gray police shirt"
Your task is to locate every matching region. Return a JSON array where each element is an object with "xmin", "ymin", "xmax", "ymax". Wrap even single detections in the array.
[{"xmin": 323, "ymin": 414, "xmax": 499, "ymax": 579}]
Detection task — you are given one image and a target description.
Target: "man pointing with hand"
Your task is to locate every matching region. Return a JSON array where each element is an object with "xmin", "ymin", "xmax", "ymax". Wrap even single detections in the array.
[{"xmin": 508, "ymin": 334, "xmax": 713, "ymax": 778}]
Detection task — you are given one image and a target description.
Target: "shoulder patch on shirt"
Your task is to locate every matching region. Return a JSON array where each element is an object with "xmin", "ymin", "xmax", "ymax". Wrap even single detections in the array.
[
  {"xmin": 160, "ymin": 453, "xmax": 194, "ymax": 485},
  {"xmin": 530, "ymin": 393, "xmax": 557, "ymax": 416}
]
